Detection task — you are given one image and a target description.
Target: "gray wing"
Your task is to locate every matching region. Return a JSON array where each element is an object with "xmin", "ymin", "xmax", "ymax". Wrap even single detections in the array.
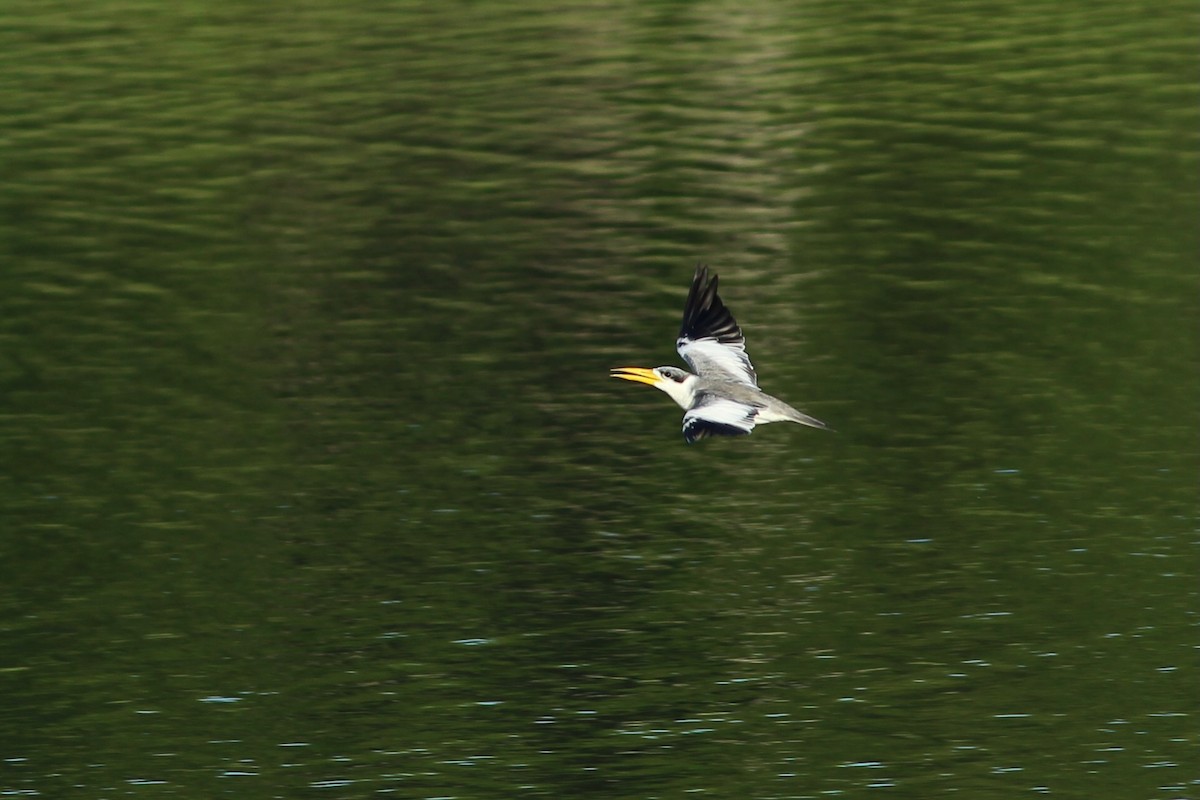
[
  {"xmin": 682, "ymin": 394, "xmax": 759, "ymax": 444},
  {"xmin": 676, "ymin": 265, "xmax": 758, "ymax": 387}
]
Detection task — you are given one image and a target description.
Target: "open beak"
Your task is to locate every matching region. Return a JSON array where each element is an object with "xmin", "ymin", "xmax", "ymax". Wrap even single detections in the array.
[{"xmin": 610, "ymin": 367, "xmax": 661, "ymax": 387}]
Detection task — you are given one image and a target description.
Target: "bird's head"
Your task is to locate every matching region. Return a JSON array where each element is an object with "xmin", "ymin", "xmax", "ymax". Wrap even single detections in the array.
[{"xmin": 610, "ymin": 366, "xmax": 696, "ymax": 408}]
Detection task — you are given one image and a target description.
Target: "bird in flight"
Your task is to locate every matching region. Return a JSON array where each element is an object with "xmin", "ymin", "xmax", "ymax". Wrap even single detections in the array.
[{"xmin": 611, "ymin": 265, "xmax": 828, "ymax": 444}]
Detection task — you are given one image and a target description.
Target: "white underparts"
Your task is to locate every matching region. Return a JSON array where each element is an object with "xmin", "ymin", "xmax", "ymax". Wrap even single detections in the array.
[{"xmin": 653, "ymin": 373, "xmax": 699, "ymax": 410}]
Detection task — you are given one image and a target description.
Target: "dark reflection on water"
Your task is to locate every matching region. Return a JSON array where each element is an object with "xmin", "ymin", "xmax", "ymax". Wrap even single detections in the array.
[{"xmin": 1, "ymin": 1, "xmax": 1195, "ymax": 798}]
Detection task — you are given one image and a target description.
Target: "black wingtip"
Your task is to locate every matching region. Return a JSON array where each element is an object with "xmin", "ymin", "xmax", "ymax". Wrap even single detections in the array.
[
  {"xmin": 679, "ymin": 263, "xmax": 742, "ymax": 346},
  {"xmin": 685, "ymin": 264, "xmax": 713, "ymax": 317},
  {"xmin": 682, "ymin": 418, "xmax": 752, "ymax": 444}
]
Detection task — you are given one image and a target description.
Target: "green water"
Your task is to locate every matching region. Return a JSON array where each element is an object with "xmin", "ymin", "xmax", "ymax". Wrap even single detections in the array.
[{"xmin": 1, "ymin": 2, "xmax": 1195, "ymax": 798}]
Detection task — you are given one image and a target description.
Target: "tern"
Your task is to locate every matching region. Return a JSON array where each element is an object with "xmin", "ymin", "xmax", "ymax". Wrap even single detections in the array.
[{"xmin": 611, "ymin": 265, "xmax": 828, "ymax": 443}]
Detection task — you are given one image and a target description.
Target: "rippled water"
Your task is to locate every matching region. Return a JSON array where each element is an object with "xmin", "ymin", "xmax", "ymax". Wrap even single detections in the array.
[{"xmin": 1, "ymin": 2, "xmax": 1195, "ymax": 798}]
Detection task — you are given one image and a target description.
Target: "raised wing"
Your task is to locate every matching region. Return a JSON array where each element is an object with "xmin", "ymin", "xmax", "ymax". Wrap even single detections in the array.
[
  {"xmin": 676, "ymin": 265, "xmax": 758, "ymax": 387},
  {"xmin": 682, "ymin": 395, "xmax": 759, "ymax": 443}
]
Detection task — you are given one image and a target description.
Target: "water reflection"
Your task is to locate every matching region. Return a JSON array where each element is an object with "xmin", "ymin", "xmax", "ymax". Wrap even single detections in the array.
[{"xmin": 1, "ymin": 1, "xmax": 1195, "ymax": 798}]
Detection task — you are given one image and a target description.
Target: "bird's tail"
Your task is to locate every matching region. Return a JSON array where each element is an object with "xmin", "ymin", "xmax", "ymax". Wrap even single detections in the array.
[{"xmin": 785, "ymin": 406, "xmax": 830, "ymax": 431}]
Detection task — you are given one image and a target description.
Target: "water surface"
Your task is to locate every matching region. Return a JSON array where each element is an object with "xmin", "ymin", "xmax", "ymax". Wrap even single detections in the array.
[{"xmin": 0, "ymin": 2, "xmax": 1195, "ymax": 798}]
